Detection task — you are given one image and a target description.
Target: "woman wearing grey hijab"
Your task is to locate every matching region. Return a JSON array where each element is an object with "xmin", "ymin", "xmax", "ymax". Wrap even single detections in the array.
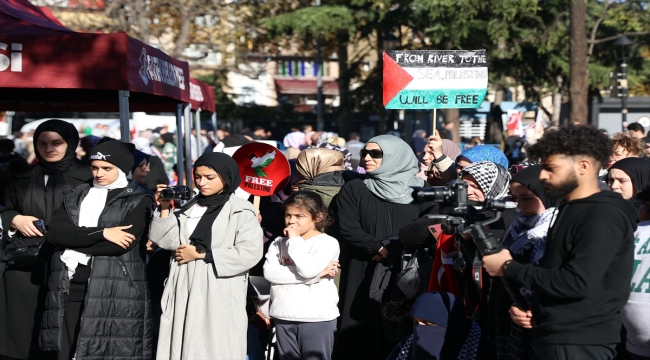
[{"xmin": 334, "ymin": 135, "xmax": 436, "ymax": 359}]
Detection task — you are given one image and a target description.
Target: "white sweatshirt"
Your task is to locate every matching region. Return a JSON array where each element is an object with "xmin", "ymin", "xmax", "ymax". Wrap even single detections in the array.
[
  {"xmin": 622, "ymin": 220, "xmax": 650, "ymax": 357},
  {"xmin": 263, "ymin": 233, "xmax": 340, "ymax": 322}
]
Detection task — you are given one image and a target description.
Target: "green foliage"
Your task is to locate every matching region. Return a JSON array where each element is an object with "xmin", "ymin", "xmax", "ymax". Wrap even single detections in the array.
[
  {"xmin": 253, "ymin": 0, "xmax": 650, "ymax": 123},
  {"xmin": 262, "ymin": 6, "xmax": 356, "ymax": 38}
]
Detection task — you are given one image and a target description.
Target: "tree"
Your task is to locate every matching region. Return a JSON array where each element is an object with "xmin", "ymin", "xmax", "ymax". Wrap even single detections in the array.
[{"xmin": 570, "ymin": 0, "xmax": 588, "ymax": 125}]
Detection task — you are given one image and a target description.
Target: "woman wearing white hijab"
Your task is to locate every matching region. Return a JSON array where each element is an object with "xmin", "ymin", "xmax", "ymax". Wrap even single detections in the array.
[
  {"xmin": 41, "ymin": 141, "xmax": 155, "ymax": 360},
  {"xmin": 334, "ymin": 135, "xmax": 436, "ymax": 359}
]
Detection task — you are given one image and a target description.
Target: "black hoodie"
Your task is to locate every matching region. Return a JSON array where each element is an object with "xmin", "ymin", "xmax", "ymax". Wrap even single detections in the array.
[{"xmin": 503, "ymin": 190, "xmax": 637, "ymax": 345}]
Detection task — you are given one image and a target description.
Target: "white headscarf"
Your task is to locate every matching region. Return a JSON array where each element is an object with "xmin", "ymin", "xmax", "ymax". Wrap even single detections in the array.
[
  {"xmin": 61, "ymin": 169, "xmax": 129, "ymax": 279},
  {"xmin": 132, "ymin": 137, "xmax": 153, "ymax": 155}
]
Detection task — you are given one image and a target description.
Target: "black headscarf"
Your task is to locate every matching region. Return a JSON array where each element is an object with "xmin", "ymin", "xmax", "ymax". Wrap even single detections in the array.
[
  {"xmin": 402, "ymin": 291, "xmax": 486, "ymax": 360},
  {"xmin": 609, "ymin": 157, "xmax": 650, "ymax": 194},
  {"xmin": 189, "ymin": 152, "xmax": 242, "ymax": 252},
  {"xmin": 24, "ymin": 119, "xmax": 80, "ymax": 224},
  {"xmin": 161, "ymin": 133, "xmax": 175, "ymax": 145},
  {"xmin": 511, "ymin": 164, "xmax": 559, "ymax": 209},
  {"xmin": 221, "ymin": 134, "xmax": 252, "ymax": 148}
]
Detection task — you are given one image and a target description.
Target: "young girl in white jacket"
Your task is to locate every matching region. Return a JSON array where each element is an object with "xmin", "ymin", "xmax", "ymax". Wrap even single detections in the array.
[{"xmin": 264, "ymin": 190, "xmax": 340, "ymax": 360}]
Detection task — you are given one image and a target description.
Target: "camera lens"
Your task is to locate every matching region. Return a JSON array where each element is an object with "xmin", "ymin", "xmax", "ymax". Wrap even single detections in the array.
[{"xmin": 160, "ymin": 188, "xmax": 175, "ymax": 200}]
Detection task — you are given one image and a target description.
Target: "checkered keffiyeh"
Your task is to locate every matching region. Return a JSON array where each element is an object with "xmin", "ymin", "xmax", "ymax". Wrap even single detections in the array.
[{"xmin": 461, "ymin": 161, "xmax": 511, "ymax": 199}]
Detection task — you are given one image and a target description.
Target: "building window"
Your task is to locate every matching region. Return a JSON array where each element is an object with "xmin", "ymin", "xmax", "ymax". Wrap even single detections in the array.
[{"xmin": 241, "ymin": 86, "xmax": 254, "ymax": 103}]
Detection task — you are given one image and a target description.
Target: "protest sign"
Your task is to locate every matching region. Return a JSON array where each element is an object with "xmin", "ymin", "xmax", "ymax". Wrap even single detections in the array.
[
  {"xmin": 383, "ymin": 50, "xmax": 488, "ymax": 110},
  {"xmin": 232, "ymin": 142, "xmax": 290, "ymax": 197}
]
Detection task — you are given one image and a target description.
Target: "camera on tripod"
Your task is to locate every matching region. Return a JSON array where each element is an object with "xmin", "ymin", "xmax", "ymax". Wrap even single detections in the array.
[
  {"xmin": 160, "ymin": 186, "xmax": 192, "ymax": 201},
  {"xmin": 412, "ymin": 182, "xmax": 527, "ymax": 309}
]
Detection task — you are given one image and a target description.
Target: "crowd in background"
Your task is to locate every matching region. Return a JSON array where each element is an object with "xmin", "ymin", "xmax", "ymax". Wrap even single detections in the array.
[{"xmin": 0, "ymin": 119, "xmax": 648, "ymax": 360}]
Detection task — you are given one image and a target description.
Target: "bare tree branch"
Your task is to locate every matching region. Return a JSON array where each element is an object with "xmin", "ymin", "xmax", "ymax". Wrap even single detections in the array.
[{"xmin": 589, "ymin": 31, "xmax": 650, "ymax": 44}]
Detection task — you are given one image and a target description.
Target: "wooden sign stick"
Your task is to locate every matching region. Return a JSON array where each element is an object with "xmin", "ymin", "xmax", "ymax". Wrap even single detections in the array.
[
  {"xmin": 433, "ymin": 108, "xmax": 437, "ymax": 137},
  {"xmin": 253, "ymin": 196, "xmax": 261, "ymax": 211}
]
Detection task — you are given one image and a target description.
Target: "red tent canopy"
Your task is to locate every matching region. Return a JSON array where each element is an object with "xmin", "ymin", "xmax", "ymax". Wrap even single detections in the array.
[
  {"xmin": 0, "ymin": 0, "xmax": 190, "ymax": 112},
  {"xmin": 189, "ymin": 78, "xmax": 216, "ymax": 113}
]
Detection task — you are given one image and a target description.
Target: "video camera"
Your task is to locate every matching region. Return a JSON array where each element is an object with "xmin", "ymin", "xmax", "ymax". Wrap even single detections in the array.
[
  {"xmin": 412, "ymin": 181, "xmax": 528, "ymax": 310},
  {"xmin": 160, "ymin": 186, "xmax": 193, "ymax": 201}
]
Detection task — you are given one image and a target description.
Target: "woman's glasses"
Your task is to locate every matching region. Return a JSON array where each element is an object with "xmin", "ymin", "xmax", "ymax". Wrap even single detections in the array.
[{"xmin": 360, "ymin": 149, "xmax": 383, "ymax": 159}]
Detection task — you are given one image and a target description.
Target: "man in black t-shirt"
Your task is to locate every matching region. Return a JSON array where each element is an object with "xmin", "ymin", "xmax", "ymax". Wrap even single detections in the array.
[{"xmin": 482, "ymin": 125, "xmax": 637, "ymax": 360}]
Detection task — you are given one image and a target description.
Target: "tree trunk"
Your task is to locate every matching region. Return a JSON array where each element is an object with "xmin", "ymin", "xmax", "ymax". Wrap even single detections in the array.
[
  {"xmin": 442, "ymin": 108, "xmax": 460, "ymax": 142},
  {"xmin": 552, "ymin": 75, "xmax": 563, "ymax": 126},
  {"xmin": 173, "ymin": 0, "xmax": 195, "ymax": 58},
  {"xmin": 336, "ymin": 31, "xmax": 353, "ymax": 139},
  {"xmin": 570, "ymin": 0, "xmax": 588, "ymax": 125},
  {"xmin": 134, "ymin": 0, "xmax": 150, "ymax": 42}
]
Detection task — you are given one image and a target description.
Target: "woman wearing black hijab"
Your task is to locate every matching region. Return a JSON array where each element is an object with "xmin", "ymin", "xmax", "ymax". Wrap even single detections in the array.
[
  {"xmin": 149, "ymin": 152, "xmax": 263, "ymax": 359},
  {"xmin": 387, "ymin": 291, "xmax": 494, "ymax": 360},
  {"xmin": 608, "ymin": 157, "xmax": 650, "ymax": 207},
  {"xmin": 40, "ymin": 141, "xmax": 155, "ymax": 360},
  {"xmin": 485, "ymin": 165, "xmax": 558, "ymax": 360},
  {"xmin": 0, "ymin": 119, "xmax": 92, "ymax": 360}
]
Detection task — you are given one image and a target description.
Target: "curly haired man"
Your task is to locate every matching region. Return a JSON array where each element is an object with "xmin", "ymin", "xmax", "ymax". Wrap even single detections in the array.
[{"xmin": 482, "ymin": 125, "xmax": 637, "ymax": 360}]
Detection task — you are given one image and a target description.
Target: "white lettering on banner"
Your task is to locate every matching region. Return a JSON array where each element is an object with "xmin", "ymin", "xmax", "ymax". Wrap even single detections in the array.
[
  {"xmin": 190, "ymin": 82, "xmax": 204, "ymax": 102},
  {"xmin": 138, "ymin": 47, "xmax": 185, "ymax": 90},
  {"xmin": 243, "ymin": 175, "xmax": 274, "ymax": 192},
  {"xmin": 0, "ymin": 43, "xmax": 23, "ymax": 73}
]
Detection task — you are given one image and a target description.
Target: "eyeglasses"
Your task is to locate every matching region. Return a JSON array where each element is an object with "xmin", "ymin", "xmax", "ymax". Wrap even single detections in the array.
[
  {"xmin": 360, "ymin": 149, "xmax": 383, "ymax": 159},
  {"xmin": 138, "ymin": 162, "xmax": 150, "ymax": 170}
]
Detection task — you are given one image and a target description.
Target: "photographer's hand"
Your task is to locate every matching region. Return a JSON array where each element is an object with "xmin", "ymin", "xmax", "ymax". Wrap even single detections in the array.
[
  {"xmin": 175, "ymin": 244, "xmax": 205, "ymax": 265},
  {"xmin": 156, "ymin": 184, "xmax": 172, "ymax": 218},
  {"xmin": 482, "ymin": 249, "xmax": 513, "ymax": 277}
]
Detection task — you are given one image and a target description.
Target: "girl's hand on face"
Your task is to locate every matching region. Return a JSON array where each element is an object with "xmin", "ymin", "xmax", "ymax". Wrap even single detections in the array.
[
  {"xmin": 284, "ymin": 223, "xmax": 302, "ymax": 238},
  {"xmin": 318, "ymin": 260, "xmax": 340, "ymax": 278},
  {"xmin": 175, "ymin": 244, "xmax": 204, "ymax": 264}
]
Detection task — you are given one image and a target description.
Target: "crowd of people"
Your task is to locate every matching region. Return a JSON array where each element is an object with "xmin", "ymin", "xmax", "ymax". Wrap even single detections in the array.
[{"xmin": 0, "ymin": 119, "xmax": 648, "ymax": 360}]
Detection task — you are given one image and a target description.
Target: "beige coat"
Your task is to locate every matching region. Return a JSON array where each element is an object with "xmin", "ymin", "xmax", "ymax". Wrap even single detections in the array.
[{"xmin": 149, "ymin": 195, "xmax": 263, "ymax": 360}]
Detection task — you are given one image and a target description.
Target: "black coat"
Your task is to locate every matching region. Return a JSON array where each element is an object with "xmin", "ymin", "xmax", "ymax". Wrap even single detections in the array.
[
  {"xmin": 0, "ymin": 161, "xmax": 91, "ymax": 359},
  {"xmin": 334, "ymin": 179, "xmax": 435, "ymax": 359},
  {"xmin": 40, "ymin": 181, "xmax": 154, "ymax": 359}
]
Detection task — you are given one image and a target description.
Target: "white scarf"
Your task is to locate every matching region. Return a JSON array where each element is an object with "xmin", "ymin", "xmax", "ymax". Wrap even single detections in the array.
[{"xmin": 62, "ymin": 170, "xmax": 129, "ymax": 279}]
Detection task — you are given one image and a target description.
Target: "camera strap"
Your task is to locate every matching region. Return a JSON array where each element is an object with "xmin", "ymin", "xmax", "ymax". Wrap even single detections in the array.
[{"xmin": 472, "ymin": 251, "xmax": 483, "ymax": 290}]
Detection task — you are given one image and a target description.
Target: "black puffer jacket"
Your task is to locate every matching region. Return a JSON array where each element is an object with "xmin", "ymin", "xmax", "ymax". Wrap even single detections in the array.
[{"xmin": 40, "ymin": 181, "xmax": 154, "ymax": 359}]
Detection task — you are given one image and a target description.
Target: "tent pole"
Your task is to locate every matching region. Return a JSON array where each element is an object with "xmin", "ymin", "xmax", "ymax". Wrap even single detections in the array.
[
  {"xmin": 211, "ymin": 112, "xmax": 218, "ymax": 142},
  {"xmin": 175, "ymin": 104, "xmax": 185, "ymax": 187},
  {"xmin": 118, "ymin": 90, "xmax": 130, "ymax": 142},
  {"xmin": 184, "ymin": 105, "xmax": 193, "ymax": 191},
  {"xmin": 195, "ymin": 108, "xmax": 202, "ymax": 157}
]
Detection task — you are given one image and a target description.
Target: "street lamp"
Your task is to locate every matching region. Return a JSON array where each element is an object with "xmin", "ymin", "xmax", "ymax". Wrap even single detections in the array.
[{"xmin": 613, "ymin": 36, "xmax": 634, "ymax": 126}]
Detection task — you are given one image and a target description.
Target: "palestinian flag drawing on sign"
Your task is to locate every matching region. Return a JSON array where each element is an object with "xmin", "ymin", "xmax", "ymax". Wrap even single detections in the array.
[{"xmin": 383, "ymin": 50, "xmax": 488, "ymax": 110}]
